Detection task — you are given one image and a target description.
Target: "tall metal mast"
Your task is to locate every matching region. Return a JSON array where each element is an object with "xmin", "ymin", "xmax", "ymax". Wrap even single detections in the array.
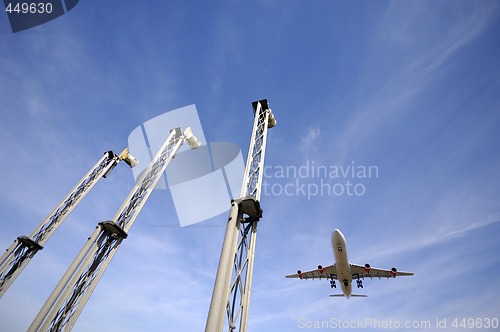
[
  {"xmin": 0, "ymin": 149, "xmax": 137, "ymax": 299},
  {"xmin": 29, "ymin": 127, "xmax": 200, "ymax": 332},
  {"xmin": 206, "ymin": 99, "xmax": 276, "ymax": 332}
]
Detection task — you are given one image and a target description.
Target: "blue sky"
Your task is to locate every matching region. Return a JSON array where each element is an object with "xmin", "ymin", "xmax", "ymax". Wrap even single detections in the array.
[{"xmin": 1, "ymin": 1, "xmax": 499, "ymax": 331}]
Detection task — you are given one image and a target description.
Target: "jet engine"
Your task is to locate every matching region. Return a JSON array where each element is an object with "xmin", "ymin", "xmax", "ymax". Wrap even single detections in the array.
[{"xmin": 391, "ymin": 267, "xmax": 397, "ymax": 278}]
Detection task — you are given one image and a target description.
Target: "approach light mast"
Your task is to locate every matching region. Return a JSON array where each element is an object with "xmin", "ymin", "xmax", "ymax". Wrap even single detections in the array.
[
  {"xmin": 0, "ymin": 149, "xmax": 138, "ymax": 299},
  {"xmin": 206, "ymin": 99, "xmax": 276, "ymax": 332},
  {"xmin": 29, "ymin": 127, "xmax": 200, "ymax": 332}
]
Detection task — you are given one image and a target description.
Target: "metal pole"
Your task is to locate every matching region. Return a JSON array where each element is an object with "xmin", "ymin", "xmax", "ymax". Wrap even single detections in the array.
[
  {"xmin": 206, "ymin": 100, "xmax": 276, "ymax": 332},
  {"xmin": 206, "ymin": 201, "xmax": 240, "ymax": 332},
  {"xmin": 28, "ymin": 226, "xmax": 101, "ymax": 331},
  {"xmin": 239, "ymin": 107, "xmax": 271, "ymax": 330}
]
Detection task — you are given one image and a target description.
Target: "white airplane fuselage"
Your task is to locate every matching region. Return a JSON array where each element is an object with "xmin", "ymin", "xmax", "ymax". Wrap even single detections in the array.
[{"xmin": 331, "ymin": 229, "xmax": 352, "ymax": 298}]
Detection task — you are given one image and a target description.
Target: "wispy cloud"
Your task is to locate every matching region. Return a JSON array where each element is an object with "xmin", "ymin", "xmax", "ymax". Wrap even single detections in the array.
[
  {"xmin": 331, "ymin": 1, "xmax": 498, "ymax": 161},
  {"xmin": 363, "ymin": 213, "xmax": 500, "ymax": 261},
  {"xmin": 299, "ymin": 125, "xmax": 321, "ymax": 155}
]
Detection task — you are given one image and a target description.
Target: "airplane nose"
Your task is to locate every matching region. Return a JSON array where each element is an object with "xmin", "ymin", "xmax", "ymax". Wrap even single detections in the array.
[{"xmin": 332, "ymin": 229, "xmax": 342, "ymax": 242}]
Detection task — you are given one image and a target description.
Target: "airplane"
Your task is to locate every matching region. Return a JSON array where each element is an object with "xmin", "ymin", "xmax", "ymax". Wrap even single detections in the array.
[{"xmin": 286, "ymin": 229, "xmax": 413, "ymax": 298}]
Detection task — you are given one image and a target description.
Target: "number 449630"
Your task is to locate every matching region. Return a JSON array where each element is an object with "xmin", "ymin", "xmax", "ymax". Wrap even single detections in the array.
[
  {"xmin": 5, "ymin": 2, "xmax": 53, "ymax": 14},
  {"xmin": 451, "ymin": 317, "xmax": 499, "ymax": 329}
]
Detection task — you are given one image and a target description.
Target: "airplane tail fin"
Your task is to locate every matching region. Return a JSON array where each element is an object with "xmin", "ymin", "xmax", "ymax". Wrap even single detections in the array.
[{"xmin": 329, "ymin": 294, "xmax": 367, "ymax": 298}]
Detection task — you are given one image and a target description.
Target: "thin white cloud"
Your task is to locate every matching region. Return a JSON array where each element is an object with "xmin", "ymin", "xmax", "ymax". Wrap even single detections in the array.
[
  {"xmin": 332, "ymin": 1, "xmax": 497, "ymax": 162},
  {"xmin": 299, "ymin": 125, "xmax": 321, "ymax": 155},
  {"xmin": 363, "ymin": 213, "xmax": 500, "ymax": 262}
]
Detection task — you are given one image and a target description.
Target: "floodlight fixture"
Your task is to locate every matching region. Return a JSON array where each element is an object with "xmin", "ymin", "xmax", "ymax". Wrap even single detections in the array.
[
  {"xmin": 118, "ymin": 148, "xmax": 139, "ymax": 168},
  {"xmin": 267, "ymin": 109, "xmax": 277, "ymax": 128},
  {"xmin": 183, "ymin": 127, "xmax": 201, "ymax": 149}
]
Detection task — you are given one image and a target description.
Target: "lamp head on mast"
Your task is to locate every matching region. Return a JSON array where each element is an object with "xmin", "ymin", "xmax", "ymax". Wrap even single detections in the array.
[
  {"xmin": 183, "ymin": 127, "xmax": 201, "ymax": 149},
  {"xmin": 267, "ymin": 109, "xmax": 277, "ymax": 128},
  {"xmin": 252, "ymin": 99, "xmax": 277, "ymax": 128},
  {"xmin": 118, "ymin": 148, "xmax": 139, "ymax": 168}
]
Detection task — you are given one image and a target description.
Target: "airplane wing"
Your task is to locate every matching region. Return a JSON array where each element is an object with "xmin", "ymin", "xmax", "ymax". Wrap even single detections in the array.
[
  {"xmin": 285, "ymin": 264, "xmax": 338, "ymax": 280},
  {"xmin": 350, "ymin": 263, "xmax": 414, "ymax": 279}
]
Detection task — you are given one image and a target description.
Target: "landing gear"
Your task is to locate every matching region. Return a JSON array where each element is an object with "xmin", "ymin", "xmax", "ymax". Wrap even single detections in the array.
[
  {"xmin": 330, "ymin": 279, "xmax": 336, "ymax": 288},
  {"xmin": 343, "ymin": 280, "xmax": 349, "ymax": 287},
  {"xmin": 356, "ymin": 279, "xmax": 363, "ymax": 288}
]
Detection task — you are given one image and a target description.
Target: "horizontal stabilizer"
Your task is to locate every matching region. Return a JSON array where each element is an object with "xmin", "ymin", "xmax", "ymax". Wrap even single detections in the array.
[{"xmin": 329, "ymin": 294, "xmax": 367, "ymax": 298}]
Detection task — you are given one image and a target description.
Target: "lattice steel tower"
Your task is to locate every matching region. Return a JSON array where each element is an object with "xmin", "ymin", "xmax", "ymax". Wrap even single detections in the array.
[
  {"xmin": 0, "ymin": 149, "xmax": 138, "ymax": 299},
  {"xmin": 29, "ymin": 127, "xmax": 200, "ymax": 331},
  {"xmin": 206, "ymin": 99, "xmax": 276, "ymax": 332}
]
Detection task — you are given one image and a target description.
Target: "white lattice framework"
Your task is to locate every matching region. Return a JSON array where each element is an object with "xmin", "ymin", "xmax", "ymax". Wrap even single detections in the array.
[
  {"xmin": 0, "ymin": 149, "xmax": 133, "ymax": 299},
  {"xmin": 206, "ymin": 99, "xmax": 276, "ymax": 332},
  {"xmin": 29, "ymin": 127, "xmax": 198, "ymax": 331}
]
